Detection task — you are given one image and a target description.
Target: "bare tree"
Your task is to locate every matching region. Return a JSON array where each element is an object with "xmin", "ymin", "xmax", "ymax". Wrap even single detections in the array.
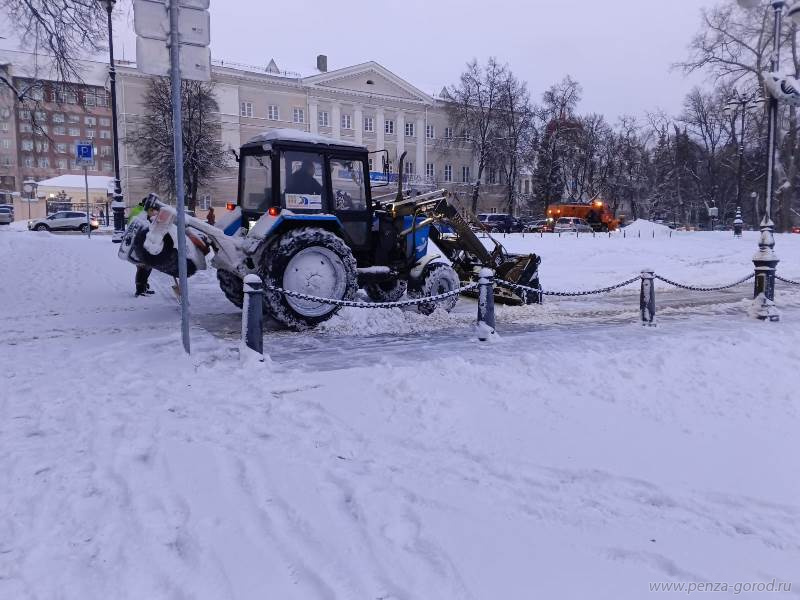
[
  {"xmin": 445, "ymin": 58, "xmax": 507, "ymax": 213},
  {"xmin": 126, "ymin": 77, "xmax": 229, "ymax": 212},
  {"xmin": 0, "ymin": 0, "xmax": 106, "ymax": 101}
]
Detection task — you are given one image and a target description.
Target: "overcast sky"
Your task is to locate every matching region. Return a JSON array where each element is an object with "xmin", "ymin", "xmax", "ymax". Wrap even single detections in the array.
[{"xmin": 6, "ymin": 0, "xmax": 721, "ymax": 121}]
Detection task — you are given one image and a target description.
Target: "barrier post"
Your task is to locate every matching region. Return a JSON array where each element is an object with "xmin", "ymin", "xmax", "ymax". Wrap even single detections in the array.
[
  {"xmin": 477, "ymin": 267, "xmax": 496, "ymax": 341},
  {"xmin": 241, "ymin": 274, "xmax": 264, "ymax": 361},
  {"xmin": 733, "ymin": 207, "xmax": 743, "ymax": 238},
  {"xmin": 640, "ymin": 269, "xmax": 656, "ymax": 326}
]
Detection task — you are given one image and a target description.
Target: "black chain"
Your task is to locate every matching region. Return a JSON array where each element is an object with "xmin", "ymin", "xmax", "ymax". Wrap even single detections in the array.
[
  {"xmin": 496, "ymin": 276, "xmax": 641, "ymax": 297},
  {"xmin": 653, "ymin": 273, "xmax": 754, "ymax": 292},
  {"xmin": 264, "ymin": 282, "xmax": 479, "ymax": 309},
  {"xmin": 777, "ymin": 275, "xmax": 800, "ymax": 285}
]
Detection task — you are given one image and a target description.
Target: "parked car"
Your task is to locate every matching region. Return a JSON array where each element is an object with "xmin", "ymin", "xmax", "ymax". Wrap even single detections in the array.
[
  {"xmin": 0, "ymin": 206, "xmax": 12, "ymax": 225},
  {"xmin": 791, "ymin": 226, "xmax": 800, "ymax": 234},
  {"xmin": 524, "ymin": 219, "xmax": 554, "ymax": 233},
  {"xmin": 28, "ymin": 211, "xmax": 99, "ymax": 233},
  {"xmin": 477, "ymin": 213, "xmax": 522, "ymax": 233},
  {"xmin": 553, "ymin": 217, "xmax": 594, "ymax": 233}
]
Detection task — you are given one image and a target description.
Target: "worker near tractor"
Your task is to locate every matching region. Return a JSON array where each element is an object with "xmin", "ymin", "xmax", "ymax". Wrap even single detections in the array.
[{"xmin": 128, "ymin": 202, "xmax": 157, "ymax": 297}]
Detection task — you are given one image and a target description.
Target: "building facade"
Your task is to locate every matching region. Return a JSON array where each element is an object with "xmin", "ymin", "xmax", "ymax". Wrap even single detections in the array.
[
  {"xmin": 1, "ymin": 49, "xmax": 532, "ymax": 217},
  {"xmin": 118, "ymin": 57, "xmax": 531, "ymax": 215}
]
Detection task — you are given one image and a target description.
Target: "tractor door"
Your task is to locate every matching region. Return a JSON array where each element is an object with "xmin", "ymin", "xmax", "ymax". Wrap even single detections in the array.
[{"xmin": 328, "ymin": 155, "xmax": 371, "ymax": 252}]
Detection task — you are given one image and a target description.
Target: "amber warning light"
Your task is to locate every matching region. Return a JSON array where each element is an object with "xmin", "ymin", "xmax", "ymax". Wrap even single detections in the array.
[
  {"xmin": 225, "ymin": 202, "xmax": 236, "ymax": 211},
  {"xmin": 268, "ymin": 206, "xmax": 280, "ymax": 217}
]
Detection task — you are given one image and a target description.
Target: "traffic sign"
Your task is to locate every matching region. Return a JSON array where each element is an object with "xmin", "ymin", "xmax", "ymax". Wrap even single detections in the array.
[{"xmin": 75, "ymin": 140, "xmax": 95, "ymax": 167}]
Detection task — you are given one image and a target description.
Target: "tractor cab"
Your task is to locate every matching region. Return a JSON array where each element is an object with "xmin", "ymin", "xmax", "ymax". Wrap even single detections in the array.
[{"xmin": 237, "ymin": 129, "xmax": 374, "ymax": 256}]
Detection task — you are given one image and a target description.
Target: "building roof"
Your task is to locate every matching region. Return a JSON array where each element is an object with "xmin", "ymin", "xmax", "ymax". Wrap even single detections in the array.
[
  {"xmin": 0, "ymin": 48, "xmax": 109, "ymax": 87},
  {"xmin": 246, "ymin": 128, "xmax": 365, "ymax": 148},
  {"xmin": 35, "ymin": 174, "xmax": 115, "ymax": 192}
]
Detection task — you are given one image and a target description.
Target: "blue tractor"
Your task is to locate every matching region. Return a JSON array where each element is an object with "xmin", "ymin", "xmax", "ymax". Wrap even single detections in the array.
[{"xmin": 119, "ymin": 129, "xmax": 541, "ymax": 329}]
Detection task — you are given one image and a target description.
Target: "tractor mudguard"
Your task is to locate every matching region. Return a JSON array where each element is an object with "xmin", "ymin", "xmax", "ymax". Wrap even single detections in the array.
[{"xmin": 408, "ymin": 254, "xmax": 442, "ymax": 284}]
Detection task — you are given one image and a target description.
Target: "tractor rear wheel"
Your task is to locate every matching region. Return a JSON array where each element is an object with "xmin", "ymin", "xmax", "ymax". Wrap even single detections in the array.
[
  {"xmin": 364, "ymin": 280, "xmax": 407, "ymax": 303},
  {"xmin": 261, "ymin": 227, "xmax": 358, "ymax": 329},
  {"xmin": 408, "ymin": 263, "xmax": 460, "ymax": 315}
]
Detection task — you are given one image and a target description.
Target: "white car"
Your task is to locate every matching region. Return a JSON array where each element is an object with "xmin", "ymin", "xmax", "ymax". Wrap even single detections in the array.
[
  {"xmin": 0, "ymin": 206, "xmax": 12, "ymax": 225},
  {"xmin": 28, "ymin": 211, "xmax": 99, "ymax": 233},
  {"xmin": 553, "ymin": 217, "xmax": 593, "ymax": 233}
]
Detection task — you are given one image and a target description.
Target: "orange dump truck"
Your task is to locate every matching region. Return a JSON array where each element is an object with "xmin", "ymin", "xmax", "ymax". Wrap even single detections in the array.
[{"xmin": 546, "ymin": 200, "xmax": 620, "ymax": 231}]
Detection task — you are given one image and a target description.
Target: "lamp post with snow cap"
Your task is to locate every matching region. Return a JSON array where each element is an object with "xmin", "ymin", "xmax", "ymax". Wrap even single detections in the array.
[
  {"xmin": 724, "ymin": 90, "xmax": 761, "ymax": 227},
  {"xmin": 22, "ymin": 179, "xmax": 37, "ymax": 221},
  {"xmin": 735, "ymin": 0, "xmax": 800, "ymax": 320},
  {"xmin": 98, "ymin": 0, "xmax": 125, "ymax": 243}
]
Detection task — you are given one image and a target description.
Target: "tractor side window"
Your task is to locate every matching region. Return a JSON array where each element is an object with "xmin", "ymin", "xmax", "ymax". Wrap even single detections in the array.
[
  {"xmin": 281, "ymin": 151, "xmax": 326, "ymax": 210},
  {"xmin": 241, "ymin": 154, "xmax": 273, "ymax": 212},
  {"xmin": 329, "ymin": 158, "xmax": 367, "ymax": 211}
]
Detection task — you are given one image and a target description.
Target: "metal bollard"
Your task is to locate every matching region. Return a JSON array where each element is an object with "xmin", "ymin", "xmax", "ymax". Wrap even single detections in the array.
[
  {"xmin": 241, "ymin": 274, "xmax": 264, "ymax": 360},
  {"xmin": 733, "ymin": 206, "xmax": 743, "ymax": 238},
  {"xmin": 476, "ymin": 267, "xmax": 496, "ymax": 341},
  {"xmin": 640, "ymin": 269, "xmax": 656, "ymax": 326}
]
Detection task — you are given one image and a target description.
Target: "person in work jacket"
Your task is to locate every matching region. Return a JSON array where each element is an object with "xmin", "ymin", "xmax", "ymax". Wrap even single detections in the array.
[{"xmin": 128, "ymin": 203, "xmax": 156, "ymax": 297}]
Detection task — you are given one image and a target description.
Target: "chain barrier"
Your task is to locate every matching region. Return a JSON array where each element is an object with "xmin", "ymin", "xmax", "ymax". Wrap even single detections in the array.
[
  {"xmin": 495, "ymin": 276, "xmax": 642, "ymax": 297},
  {"xmin": 264, "ymin": 282, "xmax": 479, "ymax": 309},
  {"xmin": 777, "ymin": 275, "xmax": 800, "ymax": 285},
  {"xmin": 653, "ymin": 273, "xmax": 754, "ymax": 292}
]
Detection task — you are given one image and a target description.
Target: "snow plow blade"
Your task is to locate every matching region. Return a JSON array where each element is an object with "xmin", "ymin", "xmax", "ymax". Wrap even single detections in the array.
[
  {"xmin": 457, "ymin": 253, "xmax": 542, "ymax": 306},
  {"xmin": 118, "ymin": 218, "xmax": 200, "ymax": 278}
]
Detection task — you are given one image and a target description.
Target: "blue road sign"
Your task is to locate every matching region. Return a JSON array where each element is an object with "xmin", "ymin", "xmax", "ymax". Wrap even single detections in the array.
[{"xmin": 75, "ymin": 141, "xmax": 95, "ymax": 167}]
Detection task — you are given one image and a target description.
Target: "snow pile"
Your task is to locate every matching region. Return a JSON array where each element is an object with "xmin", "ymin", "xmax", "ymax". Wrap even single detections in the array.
[
  {"xmin": 618, "ymin": 218, "xmax": 672, "ymax": 236},
  {"xmin": 2, "ymin": 227, "xmax": 800, "ymax": 599}
]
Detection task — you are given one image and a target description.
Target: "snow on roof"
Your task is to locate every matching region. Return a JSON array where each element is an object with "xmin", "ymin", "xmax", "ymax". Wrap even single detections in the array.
[
  {"xmin": 247, "ymin": 128, "xmax": 365, "ymax": 148},
  {"xmin": 0, "ymin": 48, "xmax": 109, "ymax": 87},
  {"xmin": 35, "ymin": 174, "xmax": 115, "ymax": 192}
]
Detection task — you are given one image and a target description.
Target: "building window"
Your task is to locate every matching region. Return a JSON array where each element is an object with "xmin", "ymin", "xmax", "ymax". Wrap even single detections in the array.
[
  {"xmin": 99, "ymin": 130, "xmax": 111, "ymax": 139},
  {"xmin": 489, "ymin": 169, "xmax": 496, "ymax": 184},
  {"xmin": 318, "ymin": 110, "xmax": 329, "ymax": 127},
  {"xmin": 34, "ymin": 111, "xmax": 47, "ymax": 121},
  {"xmin": 102, "ymin": 161, "xmax": 112, "ymax": 171},
  {"xmin": 405, "ymin": 122, "xmax": 414, "ymax": 137},
  {"xmin": 1, "ymin": 139, "xmax": 8, "ymax": 149},
  {"xmin": 66, "ymin": 91, "xmax": 78, "ymax": 104},
  {"xmin": 0, "ymin": 123, "xmax": 8, "ymax": 131},
  {"xmin": 368, "ymin": 157, "xmax": 374, "ymax": 171},
  {"xmin": 30, "ymin": 88, "xmax": 43, "ymax": 101},
  {"xmin": 19, "ymin": 110, "xmax": 31, "ymax": 121},
  {"xmin": 268, "ymin": 104, "xmax": 279, "ymax": 120},
  {"xmin": 86, "ymin": 130, "xmax": 95, "ymax": 139},
  {"xmin": 100, "ymin": 146, "xmax": 111, "ymax": 157},
  {"xmin": 35, "ymin": 141, "xmax": 49, "ymax": 152},
  {"xmin": 24, "ymin": 156, "xmax": 33, "ymax": 167},
  {"xmin": 84, "ymin": 92, "xmax": 96, "ymax": 107},
  {"xmin": 100, "ymin": 118, "xmax": 111, "ymax": 127},
  {"xmin": 240, "ymin": 101, "xmax": 253, "ymax": 117},
  {"xmin": 462, "ymin": 166, "xmax": 471, "ymax": 183},
  {"xmin": 426, "ymin": 124, "xmax": 435, "ymax": 139},
  {"xmin": 385, "ymin": 119, "xmax": 394, "ymax": 135},
  {"xmin": 53, "ymin": 126, "xmax": 65, "ymax": 135},
  {"xmin": 341, "ymin": 114, "xmax": 352, "ymax": 129},
  {"xmin": 53, "ymin": 113, "xmax": 65, "ymax": 124},
  {"xmin": 21, "ymin": 140, "xmax": 34, "ymax": 151},
  {"xmin": 364, "ymin": 116, "xmax": 374, "ymax": 132},
  {"xmin": 444, "ymin": 127, "xmax": 453, "ymax": 139},
  {"xmin": 1, "ymin": 156, "xmax": 11, "ymax": 167},
  {"xmin": 406, "ymin": 161, "xmax": 414, "ymax": 175},
  {"xmin": 85, "ymin": 116, "xmax": 96, "ymax": 126},
  {"xmin": 38, "ymin": 157, "xmax": 49, "ymax": 168},
  {"xmin": 57, "ymin": 158, "xmax": 67, "ymax": 169},
  {"xmin": 68, "ymin": 127, "xmax": 80, "ymax": 137},
  {"xmin": 426, "ymin": 163, "xmax": 434, "ymax": 179},
  {"xmin": 68, "ymin": 114, "xmax": 80, "ymax": 124},
  {"xmin": 56, "ymin": 143, "xmax": 67, "ymax": 153},
  {"xmin": 293, "ymin": 107, "xmax": 305, "ymax": 123},
  {"xmin": 444, "ymin": 164, "xmax": 452, "ymax": 182},
  {"xmin": 34, "ymin": 125, "xmax": 49, "ymax": 135},
  {"xmin": 20, "ymin": 123, "xmax": 33, "ymax": 133},
  {"xmin": 96, "ymin": 93, "xmax": 108, "ymax": 108}
]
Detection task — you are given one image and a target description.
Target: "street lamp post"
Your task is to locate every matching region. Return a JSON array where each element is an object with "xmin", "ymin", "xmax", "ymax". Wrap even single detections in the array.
[
  {"xmin": 100, "ymin": 0, "xmax": 126, "ymax": 243},
  {"xmin": 724, "ymin": 91, "xmax": 761, "ymax": 228},
  {"xmin": 736, "ymin": 0, "xmax": 800, "ymax": 321},
  {"xmin": 22, "ymin": 179, "xmax": 37, "ymax": 221}
]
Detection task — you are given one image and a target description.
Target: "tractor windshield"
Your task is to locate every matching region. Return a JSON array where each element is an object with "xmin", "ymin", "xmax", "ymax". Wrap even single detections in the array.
[
  {"xmin": 329, "ymin": 158, "xmax": 367, "ymax": 211},
  {"xmin": 241, "ymin": 154, "xmax": 273, "ymax": 212},
  {"xmin": 281, "ymin": 151, "xmax": 326, "ymax": 210}
]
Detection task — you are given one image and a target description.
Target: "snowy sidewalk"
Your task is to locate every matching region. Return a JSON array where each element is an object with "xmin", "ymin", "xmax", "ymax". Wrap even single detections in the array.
[{"xmin": 1, "ymin": 228, "xmax": 799, "ymax": 599}]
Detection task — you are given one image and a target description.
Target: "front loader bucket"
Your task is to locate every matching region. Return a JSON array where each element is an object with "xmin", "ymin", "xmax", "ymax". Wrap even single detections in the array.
[
  {"xmin": 458, "ymin": 253, "xmax": 542, "ymax": 306},
  {"xmin": 118, "ymin": 218, "xmax": 198, "ymax": 278}
]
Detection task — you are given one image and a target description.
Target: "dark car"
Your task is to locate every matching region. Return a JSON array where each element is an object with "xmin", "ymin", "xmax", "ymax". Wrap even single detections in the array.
[
  {"xmin": 524, "ymin": 219, "xmax": 553, "ymax": 233},
  {"xmin": 477, "ymin": 213, "xmax": 523, "ymax": 233}
]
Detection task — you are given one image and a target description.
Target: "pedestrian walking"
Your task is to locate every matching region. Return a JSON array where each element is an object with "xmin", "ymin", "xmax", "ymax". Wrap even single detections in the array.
[
  {"xmin": 128, "ymin": 202, "xmax": 156, "ymax": 297},
  {"xmin": 206, "ymin": 206, "xmax": 216, "ymax": 226}
]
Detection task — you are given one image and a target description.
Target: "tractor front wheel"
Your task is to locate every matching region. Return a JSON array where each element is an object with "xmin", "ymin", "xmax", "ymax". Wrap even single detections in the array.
[
  {"xmin": 408, "ymin": 263, "xmax": 460, "ymax": 315},
  {"xmin": 261, "ymin": 227, "xmax": 358, "ymax": 329}
]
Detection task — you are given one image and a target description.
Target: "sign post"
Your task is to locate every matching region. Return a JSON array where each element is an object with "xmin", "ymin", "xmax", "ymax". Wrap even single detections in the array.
[
  {"xmin": 134, "ymin": 0, "xmax": 210, "ymax": 355},
  {"xmin": 75, "ymin": 140, "xmax": 95, "ymax": 239}
]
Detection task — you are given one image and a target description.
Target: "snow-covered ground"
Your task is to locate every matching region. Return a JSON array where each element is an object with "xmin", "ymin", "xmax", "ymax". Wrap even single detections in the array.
[{"xmin": 1, "ymin": 226, "xmax": 799, "ymax": 599}]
